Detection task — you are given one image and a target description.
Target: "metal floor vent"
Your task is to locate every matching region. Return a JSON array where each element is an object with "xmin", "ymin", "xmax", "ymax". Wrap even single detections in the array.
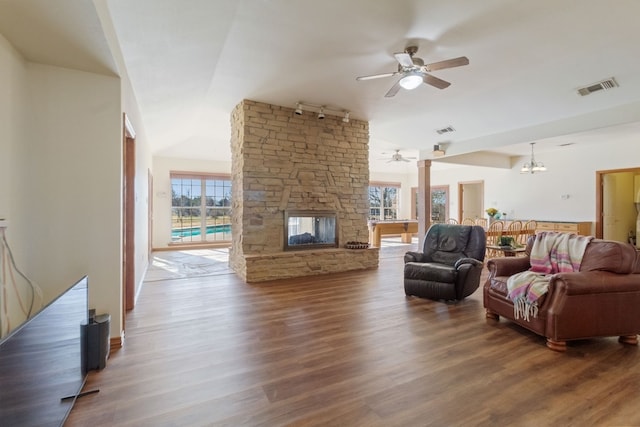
[{"xmin": 577, "ymin": 77, "xmax": 618, "ymax": 96}]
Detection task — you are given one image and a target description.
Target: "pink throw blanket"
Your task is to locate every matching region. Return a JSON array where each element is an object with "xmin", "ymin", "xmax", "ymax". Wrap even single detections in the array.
[{"xmin": 506, "ymin": 232, "xmax": 593, "ymax": 321}]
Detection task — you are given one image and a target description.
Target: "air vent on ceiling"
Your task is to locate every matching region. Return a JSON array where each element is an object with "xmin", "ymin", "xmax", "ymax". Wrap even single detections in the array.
[
  {"xmin": 435, "ymin": 126, "xmax": 455, "ymax": 135},
  {"xmin": 577, "ymin": 77, "xmax": 618, "ymax": 96}
]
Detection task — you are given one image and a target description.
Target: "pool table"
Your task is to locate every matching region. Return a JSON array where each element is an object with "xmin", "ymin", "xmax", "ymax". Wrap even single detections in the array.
[{"xmin": 368, "ymin": 220, "xmax": 418, "ymax": 247}]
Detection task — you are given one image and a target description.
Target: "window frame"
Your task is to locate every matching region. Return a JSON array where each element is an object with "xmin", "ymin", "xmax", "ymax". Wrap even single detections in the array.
[
  {"xmin": 369, "ymin": 181, "xmax": 400, "ymax": 221},
  {"xmin": 170, "ymin": 171, "xmax": 232, "ymax": 245}
]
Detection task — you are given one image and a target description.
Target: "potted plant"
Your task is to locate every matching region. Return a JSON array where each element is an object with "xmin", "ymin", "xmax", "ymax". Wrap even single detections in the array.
[{"xmin": 497, "ymin": 235, "xmax": 515, "ymax": 248}]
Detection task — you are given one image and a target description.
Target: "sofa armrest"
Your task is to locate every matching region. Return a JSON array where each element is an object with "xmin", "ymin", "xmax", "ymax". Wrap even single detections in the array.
[
  {"xmin": 486, "ymin": 256, "xmax": 531, "ymax": 277},
  {"xmin": 552, "ymin": 271, "xmax": 640, "ymax": 295}
]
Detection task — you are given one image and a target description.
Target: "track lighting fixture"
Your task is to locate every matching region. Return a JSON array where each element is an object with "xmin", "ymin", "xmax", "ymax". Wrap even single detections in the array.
[{"xmin": 293, "ymin": 102, "xmax": 350, "ymax": 122}]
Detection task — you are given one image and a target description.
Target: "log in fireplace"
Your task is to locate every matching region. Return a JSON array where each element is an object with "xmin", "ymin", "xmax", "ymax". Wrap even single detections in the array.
[{"xmin": 284, "ymin": 210, "xmax": 338, "ymax": 250}]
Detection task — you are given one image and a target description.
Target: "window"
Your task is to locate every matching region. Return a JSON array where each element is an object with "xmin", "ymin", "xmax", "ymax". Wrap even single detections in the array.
[
  {"xmin": 430, "ymin": 186, "xmax": 449, "ymax": 222},
  {"xmin": 170, "ymin": 173, "xmax": 231, "ymax": 244},
  {"xmin": 411, "ymin": 186, "xmax": 450, "ymax": 222},
  {"xmin": 369, "ymin": 182, "xmax": 399, "ymax": 220}
]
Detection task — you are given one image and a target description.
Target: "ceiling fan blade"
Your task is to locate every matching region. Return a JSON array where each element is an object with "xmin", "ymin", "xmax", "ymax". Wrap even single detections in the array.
[
  {"xmin": 425, "ymin": 56, "xmax": 469, "ymax": 72},
  {"xmin": 394, "ymin": 52, "xmax": 414, "ymax": 68},
  {"xmin": 356, "ymin": 72, "xmax": 398, "ymax": 81},
  {"xmin": 384, "ymin": 81, "xmax": 402, "ymax": 98},
  {"xmin": 400, "ymin": 157, "xmax": 411, "ymax": 162},
  {"xmin": 423, "ymin": 74, "xmax": 451, "ymax": 89}
]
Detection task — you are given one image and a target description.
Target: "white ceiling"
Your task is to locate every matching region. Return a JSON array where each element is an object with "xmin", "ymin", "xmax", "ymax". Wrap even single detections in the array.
[{"xmin": 2, "ymin": 0, "xmax": 640, "ymax": 172}]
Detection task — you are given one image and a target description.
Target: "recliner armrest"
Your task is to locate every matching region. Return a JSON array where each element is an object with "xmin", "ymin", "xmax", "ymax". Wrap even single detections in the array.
[
  {"xmin": 454, "ymin": 257, "xmax": 483, "ymax": 269},
  {"xmin": 404, "ymin": 251, "xmax": 427, "ymax": 263}
]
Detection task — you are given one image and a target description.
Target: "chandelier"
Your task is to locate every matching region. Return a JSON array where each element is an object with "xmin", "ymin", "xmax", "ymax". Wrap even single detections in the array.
[{"xmin": 520, "ymin": 142, "xmax": 546, "ymax": 174}]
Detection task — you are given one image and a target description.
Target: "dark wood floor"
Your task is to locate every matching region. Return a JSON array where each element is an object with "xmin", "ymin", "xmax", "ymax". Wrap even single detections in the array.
[{"xmin": 67, "ymin": 246, "xmax": 640, "ymax": 426}]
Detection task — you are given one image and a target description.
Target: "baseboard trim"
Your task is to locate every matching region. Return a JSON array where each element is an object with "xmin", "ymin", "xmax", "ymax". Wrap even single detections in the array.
[
  {"xmin": 155, "ymin": 242, "xmax": 231, "ymax": 251},
  {"xmin": 110, "ymin": 331, "xmax": 124, "ymax": 352}
]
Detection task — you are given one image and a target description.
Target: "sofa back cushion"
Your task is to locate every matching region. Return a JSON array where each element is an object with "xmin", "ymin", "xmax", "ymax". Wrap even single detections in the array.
[
  {"xmin": 524, "ymin": 236, "xmax": 636, "ymax": 274},
  {"xmin": 525, "ymin": 236, "xmax": 640, "ymax": 274},
  {"xmin": 580, "ymin": 239, "xmax": 636, "ymax": 273}
]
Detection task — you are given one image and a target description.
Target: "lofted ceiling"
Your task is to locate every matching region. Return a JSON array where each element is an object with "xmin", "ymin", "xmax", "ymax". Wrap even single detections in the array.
[{"xmin": 1, "ymin": 0, "xmax": 640, "ymax": 172}]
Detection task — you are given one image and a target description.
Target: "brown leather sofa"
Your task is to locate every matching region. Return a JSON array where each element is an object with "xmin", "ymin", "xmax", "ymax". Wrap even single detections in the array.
[{"xmin": 484, "ymin": 236, "xmax": 640, "ymax": 351}]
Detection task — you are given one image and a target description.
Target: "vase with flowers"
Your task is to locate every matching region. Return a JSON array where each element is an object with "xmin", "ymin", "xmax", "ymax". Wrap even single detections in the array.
[{"xmin": 486, "ymin": 207, "xmax": 500, "ymax": 224}]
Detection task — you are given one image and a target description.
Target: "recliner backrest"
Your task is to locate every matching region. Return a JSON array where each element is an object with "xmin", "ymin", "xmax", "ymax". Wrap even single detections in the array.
[{"xmin": 422, "ymin": 224, "xmax": 486, "ymax": 266}]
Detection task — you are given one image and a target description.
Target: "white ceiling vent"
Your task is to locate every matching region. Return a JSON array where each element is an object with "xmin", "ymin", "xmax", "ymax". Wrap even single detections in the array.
[
  {"xmin": 435, "ymin": 126, "xmax": 455, "ymax": 135},
  {"xmin": 577, "ymin": 77, "xmax": 618, "ymax": 96}
]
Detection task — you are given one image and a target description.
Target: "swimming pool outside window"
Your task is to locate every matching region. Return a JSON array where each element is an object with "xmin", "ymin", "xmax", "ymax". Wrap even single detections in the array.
[{"xmin": 171, "ymin": 173, "xmax": 232, "ymax": 244}]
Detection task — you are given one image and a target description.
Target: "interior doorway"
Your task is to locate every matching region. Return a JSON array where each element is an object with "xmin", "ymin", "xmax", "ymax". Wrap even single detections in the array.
[
  {"xmin": 596, "ymin": 167, "xmax": 640, "ymax": 246},
  {"xmin": 122, "ymin": 114, "xmax": 136, "ymax": 322},
  {"xmin": 458, "ymin": 181, "xmax": 484, "ymax": 222}
]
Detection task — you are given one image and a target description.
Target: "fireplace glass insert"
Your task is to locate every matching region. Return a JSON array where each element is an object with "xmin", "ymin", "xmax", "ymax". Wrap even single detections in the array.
[{"xmin": 284, "ymin": 210, "xmax": 338, "ymax": 250}]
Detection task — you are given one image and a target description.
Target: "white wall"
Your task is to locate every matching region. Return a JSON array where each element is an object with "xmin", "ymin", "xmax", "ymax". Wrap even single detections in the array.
[
  {"xmin": 431, "ymin": 136, "xmax": 640, "ymax": 231},
  {"xmin": 0, "ymin": 34, "xmax": 29, "ymax": 334},
  {"xmin": 0, "ymin": 32, "xmax": 124, "ymax": 338},
  {"xmin": 152, "ymin": 156, "xmax": 231, "ymax": 249},
  {"xmin": 21, "ymin": 63, "xmax": 122, "ymax": 319},
  {"xmin": 0, "ymin": 34, "xmax": 26, "ymax": 233},
  {"xmin": 150, "ymin": 133, "xmax": 640, "ymax": 248}
]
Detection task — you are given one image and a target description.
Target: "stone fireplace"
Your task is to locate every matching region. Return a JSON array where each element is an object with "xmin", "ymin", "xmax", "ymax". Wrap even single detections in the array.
[{"xmin": 229, "ymin": 100, "xmax": 379, "ymax": 282}]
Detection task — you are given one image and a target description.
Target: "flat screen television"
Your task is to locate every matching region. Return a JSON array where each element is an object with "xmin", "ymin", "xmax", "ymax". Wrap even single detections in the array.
[{"xmin": 0, "ymin": 276, "xmax": 89, "ymax": 426}]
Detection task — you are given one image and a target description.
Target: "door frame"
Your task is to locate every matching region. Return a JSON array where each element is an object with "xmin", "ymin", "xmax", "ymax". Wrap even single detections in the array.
[
  {"xmin": 457, "ymin": 180, "xmax": 484, "ymax": 222},
  {"xmin": 595, "ymin": 167, "xmax": 640, "ymax": 239},
  {"xmin": 123, "ymin": 114, "xmax": 136, "ymax": 322}
]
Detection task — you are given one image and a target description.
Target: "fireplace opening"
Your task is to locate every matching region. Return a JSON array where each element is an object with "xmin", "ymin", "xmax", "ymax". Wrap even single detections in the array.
[{"xmin": 284, "ymin": 210, "xmax": 338, "ymax": 250}]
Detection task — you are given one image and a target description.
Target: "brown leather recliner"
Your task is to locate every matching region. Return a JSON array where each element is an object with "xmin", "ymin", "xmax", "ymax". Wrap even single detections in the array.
[
  {"xmin": 404, "ymin": 224, "xmax": 486, "ymax": 301},
  {"xmin": 484, "ymin": 235, "xmax": 640, "ymax": 351}
]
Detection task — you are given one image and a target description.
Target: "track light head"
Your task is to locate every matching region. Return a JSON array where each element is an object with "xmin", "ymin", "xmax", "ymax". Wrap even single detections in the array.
[
  {"xmin": 318, "ymin": 107, "xmax": 325, "ymax": 119},
  {"xmin": 342, "ymin": 112, "xmax": 350, "ymax": 123},
  {"xmin": 295, "ymin": 102, "xmax": 303, "ymax": 115}
]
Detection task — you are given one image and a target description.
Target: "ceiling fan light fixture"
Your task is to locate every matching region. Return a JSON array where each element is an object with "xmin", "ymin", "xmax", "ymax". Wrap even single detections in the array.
[
  {"xmin": 399, "ymin": 73, "xmax": 423, "ymax": 90},
  {"xmin": 520, "ymin": 142, "xmax": 546, "ymax": 174}
]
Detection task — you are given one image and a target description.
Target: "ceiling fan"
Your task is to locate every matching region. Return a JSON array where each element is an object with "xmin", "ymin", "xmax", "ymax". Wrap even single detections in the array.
[
  {"xmin": 356, "ymin": 46, "xmax": 469, "ymax": 97},
  {"xmin": 381, "ymin": 150, "xmax": 417, "ymax": 163}
]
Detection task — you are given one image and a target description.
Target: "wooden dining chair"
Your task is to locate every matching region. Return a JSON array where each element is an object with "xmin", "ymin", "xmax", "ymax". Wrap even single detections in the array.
[
  {"xmin": 447, "ymin": 218, "xmax": 459, "ymax": 224},
  {"xmin": 475, "ymin": 218, "xmax": 488, "ymax": 228},
  {"xmin": 485, "ymin": 220, "xmax": 504, "ymax": 258},
  {"xmin": 504, "ymin": 220, "xmax": 522, "ymax": 244},
  {"xmin": 461, "ymin": 218, "xmax": 475, "ymax": 225},
  {"xmin": 518, "ymin": 220, "xmax": 537, "ymax": 246}
]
